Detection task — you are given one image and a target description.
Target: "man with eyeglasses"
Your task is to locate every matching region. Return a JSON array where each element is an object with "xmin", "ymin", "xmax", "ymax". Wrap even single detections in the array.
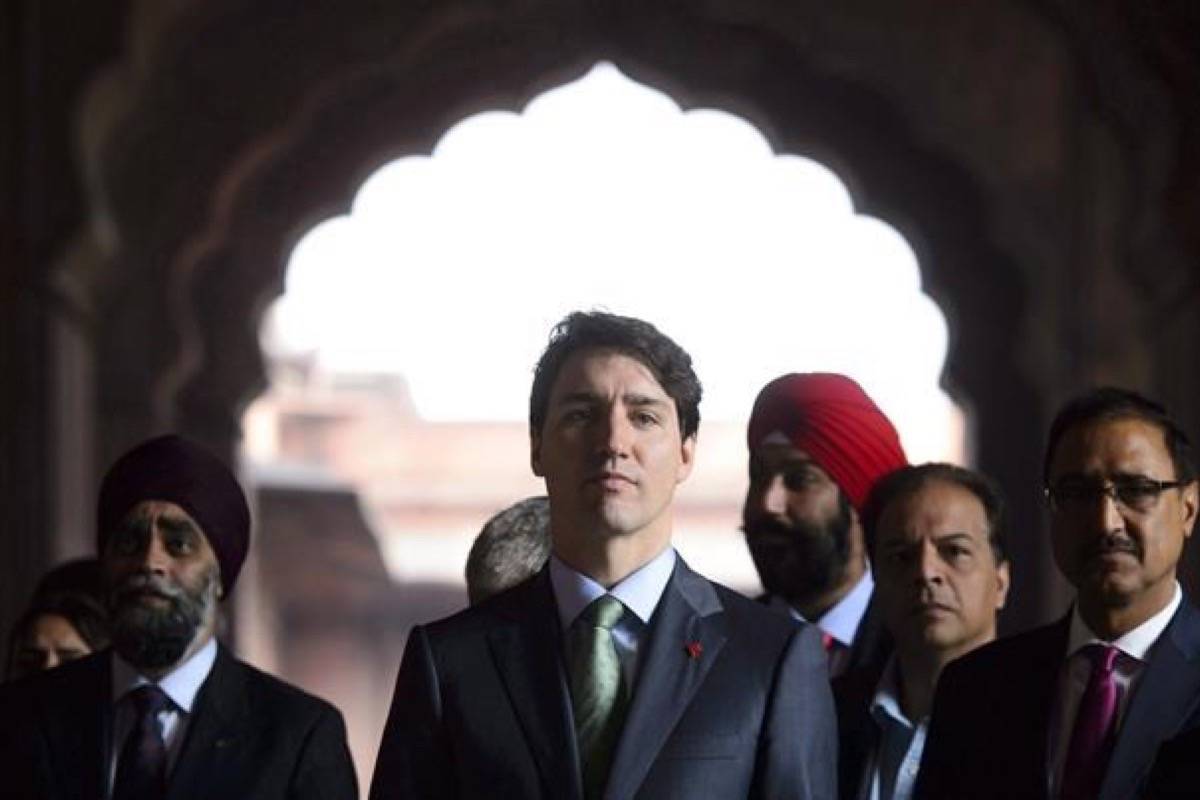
[{"xmin": 916, "ymin": 387, "xmax": 1200, "ymax": 800}]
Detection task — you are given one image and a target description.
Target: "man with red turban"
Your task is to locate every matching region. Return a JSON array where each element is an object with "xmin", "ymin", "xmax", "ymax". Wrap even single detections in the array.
[
  {"xmin": 0, "ymin": 435, "xmax": 357, "ymax": 799},
  {"xmin": 743, "ymin": 373, "xmax": 908, "ymax": 679}
]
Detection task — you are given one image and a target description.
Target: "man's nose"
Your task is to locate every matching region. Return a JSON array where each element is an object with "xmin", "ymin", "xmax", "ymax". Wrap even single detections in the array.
[
  {"xmin": 139, "ymin": 530, "xmax": 172, "ymax": 573},
  {"xmin": 1093, "ymin": 486, "xmax": 1127, "ymax": 534},
  {"xmin": 596, "ymin": 408, "xmax": 632, "ymax": 458},
  {"xmin": 917, "ymin": 540, "xmax": 945, "ymax": 584},
  {"xmin": 762, "ymin": 475, "xmax": 789, "ymax": 516}
]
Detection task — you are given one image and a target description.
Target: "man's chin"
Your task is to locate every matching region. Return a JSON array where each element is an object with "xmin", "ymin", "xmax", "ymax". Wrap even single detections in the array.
[
  {"xmin": 113, "ymin": 629, "xmax": 195, "ymax": 671},
  {"xmin": 110, "ymin": 608, "xmax": 203, "ymax": 671},
  {"xmin": 1079, "ymin": 576, "xmax": 1141, "ymax": 610}
]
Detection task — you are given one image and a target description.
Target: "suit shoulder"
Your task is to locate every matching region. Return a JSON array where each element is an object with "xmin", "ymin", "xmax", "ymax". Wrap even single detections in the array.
[
  {"xmin": 418, "ymin": 572, "xmax": 549, "ymax": 641},
  {"xmin": 939, "ymin": 621, "xmax": 1063, "ymax": 685},
  {"xmin": 709, "ymin": 581, "xmax": 805, "ymax": 641},
  {"xmin": 0, "ymin": 650, "xmax": 107, "ymax": 710},
  {"xmin": 225, "ymin": 654, "xmax": 344, "ymax": 724}
]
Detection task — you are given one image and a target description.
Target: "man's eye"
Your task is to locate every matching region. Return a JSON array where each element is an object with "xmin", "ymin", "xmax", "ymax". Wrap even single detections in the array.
[
  {"xmin": 1054, "ymin": 483, "xmax": 1093, "ymax": 502},
  {"xmin": 1116, "ymin": 482, "xmax": 1158, "ymax": 500},
  {"xmin": 111, "ymin": 530, "xmax": 143, "ymax": 555},
  {"xmin": 941, "ymin": 545, "xmax": 971, "ymax": 560},
  {"xmin": 782, "ymin": 471, "xmax": 819, "ymax": 491},
  {"xmin": 633, "ymin": 412, "xmax": 659, "ymax": 426},
  {"xmin": 165, "ymin": 535, "xmax": 195, "ymax": 555}
]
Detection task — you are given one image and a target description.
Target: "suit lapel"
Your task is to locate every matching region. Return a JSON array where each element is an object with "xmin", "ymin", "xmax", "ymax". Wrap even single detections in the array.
[
  {"xmin": 603, "ymin": 559, "xmax": 728, "ymax": 800},
  {"xmin": 487, "ymin": 571, "xmax": 583, "ymax": 800},
  {"xmin": 165, "ymin": 647, "xmax": 249, "ymax": 800},
  {"xmin": 41, "ymin": 652, "xmax": 111, "ymax": 799},
  {"xmin": 847, "ymin": 595, "xmax": 892, "ymax": 682},
  {"xmin": 1100, "ymin": 601, "xmax": 1200, "ymax": 800},
  {"xmin": 1030, "ymin": 619, "xmax": 1071, "ymax": 800}
]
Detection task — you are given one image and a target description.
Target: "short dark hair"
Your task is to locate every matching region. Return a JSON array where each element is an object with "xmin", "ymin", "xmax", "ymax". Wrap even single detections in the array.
[
  {"xmin": 529, "ymin": 311, "xmax": 702, "ymax": 439},
  {"xmin": 862, "ymin": 462, "xmax": 1008, "ymax": 564},
  {"xmin": 465, "ymin": 496, "xmax": 551, "ymax": 605},
  {"xmin": 1043, "ymin": 387, "xmax": 1196, "ymax": 485}
]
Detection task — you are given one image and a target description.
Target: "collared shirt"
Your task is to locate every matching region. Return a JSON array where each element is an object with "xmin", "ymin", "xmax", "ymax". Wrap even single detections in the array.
[
  {"xmin": 864, "ymin": 657, "xmax": 928, "ymax": 800},
  {"xmin": 549, "ymin": 547, "xmax": 676, "ymax": 691},
  {"xmin": 772, "ymin": 567, "xmax": 874, "ymax": 676},
  {"xmin": 109, "ymin": 636, "xmax": 218, "ymax": 796},
  {"xmin": 1049, "ymin": 582, "xmax": 1182, "ymax": 796}
]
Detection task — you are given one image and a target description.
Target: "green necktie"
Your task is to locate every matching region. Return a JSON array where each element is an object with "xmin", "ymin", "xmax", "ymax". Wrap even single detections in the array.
[{"xmin": 569, "ymin": 595, "xmax": 629, "ymax": 800}]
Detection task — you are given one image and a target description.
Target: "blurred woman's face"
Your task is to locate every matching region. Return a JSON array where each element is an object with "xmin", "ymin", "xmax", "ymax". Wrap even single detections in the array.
[{"xmin": 10, "ymin": 613, "xmax": 91, "ymax": 678}]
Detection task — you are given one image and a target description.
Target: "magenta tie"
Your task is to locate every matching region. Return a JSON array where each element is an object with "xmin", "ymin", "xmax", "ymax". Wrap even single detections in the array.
[{"xmin": 1061, "ymin": 644, "xmax": 1121, "ymax": 800}]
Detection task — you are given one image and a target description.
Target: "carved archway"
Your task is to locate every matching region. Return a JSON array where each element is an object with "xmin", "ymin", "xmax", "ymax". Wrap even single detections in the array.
[{"xmin": 70, "ymin": 1, "xmax": 1164, "ymax": 629}]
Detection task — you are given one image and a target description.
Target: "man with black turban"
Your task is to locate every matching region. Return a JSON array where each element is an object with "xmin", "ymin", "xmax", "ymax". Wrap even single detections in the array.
[
  {"xmin": 743, "ymin": 373, "xmax": 908, "ymax": 680},
  {"xmin": 0, "ymin": 434, "xmax": 357, "ymax": 799}
]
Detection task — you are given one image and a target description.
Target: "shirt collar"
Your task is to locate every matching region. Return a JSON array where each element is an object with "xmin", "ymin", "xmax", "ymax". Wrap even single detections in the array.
[
  {"xmin": 1066, "ymin": 581, "xmax": 1182, "ymax": 663},
  {"xmin": 821, "ymin": 567, "xmax": 874, "ymax": 647},
  {"xmin": 870, "ymin": 656, "xmax": 917, "ymax": 729},
  {"xmin": 549, "ymin": 547, "xmax": 677, "ymax": 630},
  {"xmin": 773, "ymin": 567, "xmax": 874, "ymax": 648},
  {"xmin": 111, "ymin": 636, "xmax": 218, "ymax": 713}
]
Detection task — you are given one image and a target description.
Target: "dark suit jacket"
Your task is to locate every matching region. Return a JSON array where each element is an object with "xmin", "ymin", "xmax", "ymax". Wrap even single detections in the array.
[
  {"xmin": 370, "ymin": 558, "xmax": 837, "ymax": 799},
  {"xmin": 832, "ymin": 666, "xmax": 883, "ymax": 800},
  {"xmin": 915, "ymin": 600, "xmax": 1200, "ymax": 800},
  {"xmin": 759, "ymin": 591, "xmax": 892, "ymax": 682},
  {"xmin": 0, "ymin": 644, "xmax": 357, "ymax": 800}
]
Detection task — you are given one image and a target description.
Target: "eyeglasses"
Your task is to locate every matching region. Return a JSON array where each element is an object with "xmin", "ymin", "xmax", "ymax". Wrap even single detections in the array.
[{"xmin": 1044, "ymin": 477, "xmax": 1187, "ymax": 514}]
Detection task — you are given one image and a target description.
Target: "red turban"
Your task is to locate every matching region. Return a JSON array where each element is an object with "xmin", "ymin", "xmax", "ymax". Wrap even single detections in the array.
[
  {"xmin": 97, "ymin": 435, "xmax": 250, "ymax": 595},
  {"xmin": 747, "ymin": 373, "xmax": 908, "ymax": 510}
]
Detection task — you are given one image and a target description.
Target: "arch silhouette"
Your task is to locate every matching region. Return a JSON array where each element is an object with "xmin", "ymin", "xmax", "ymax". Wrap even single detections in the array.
[{"xmin": 70, "ymin": 4, "xmax": 1052, "ymax": 628}]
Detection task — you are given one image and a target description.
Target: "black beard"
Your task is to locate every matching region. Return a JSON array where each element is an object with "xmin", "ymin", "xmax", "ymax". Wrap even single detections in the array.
[
  {"xmin": 743, "ymin": 493, "xmax": 854, "ymax": 610},
  {"xmin": 109, "ymin": 573, "xmax": 214, "ymax": 671}
]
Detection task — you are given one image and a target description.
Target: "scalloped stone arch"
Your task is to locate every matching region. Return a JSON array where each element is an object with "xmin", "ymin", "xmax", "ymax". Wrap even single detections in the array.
[{"xmin": 72, "ymin": 2, "xmax": 1063, "ymax": 626}]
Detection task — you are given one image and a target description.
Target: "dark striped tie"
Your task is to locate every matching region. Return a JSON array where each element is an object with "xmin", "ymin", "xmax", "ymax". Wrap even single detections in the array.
[{"xmin": 112, "ymin": 684, "xmax": 172, "ymax": 800}]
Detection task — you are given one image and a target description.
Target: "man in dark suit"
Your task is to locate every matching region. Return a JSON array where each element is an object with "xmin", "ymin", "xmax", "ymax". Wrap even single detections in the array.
[
  {"xmin": 742, "ymin": 372, "xmax": 908, "ymax": 679},
  {"xmin": 916, "ymin": 388, "xmax": 1200, "ymax": 800},
  {"xmin": 370, "ymin": 311, "xmax": 837, "ymax": 799},
  {"xmin": 0, "ymin": 435, "xmax": 357, "ymax": 800},
  {"xmin": 835, "ymin": 463, "xmax": 1010, "ymax": 800}
]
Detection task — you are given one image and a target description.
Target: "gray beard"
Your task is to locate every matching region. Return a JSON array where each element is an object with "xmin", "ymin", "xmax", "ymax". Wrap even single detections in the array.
[{"xmin": 109, "ymin": 572, "xmax": 217, "ymax": 671}]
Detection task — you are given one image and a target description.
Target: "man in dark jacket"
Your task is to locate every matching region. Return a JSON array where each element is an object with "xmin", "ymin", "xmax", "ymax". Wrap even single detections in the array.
[
  {"xmin": 917, "ymin": 388, "xmax": 1200, "ymax": 800},
  {"xmin": 0, "ymin": 434, "xmax": 357, "ymax": 799},
  {"xmin": 743, "ymin": 372, "xmax": 908, "ymax": 679}
]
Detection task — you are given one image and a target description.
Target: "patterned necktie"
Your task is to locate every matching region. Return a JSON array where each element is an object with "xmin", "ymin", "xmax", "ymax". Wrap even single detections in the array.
[
  {"xmin": 1061, "ymin": 644, "xmax": 1121, "ymax": 800},
  {"xmin": 113, "ymin": 684, "xmax": 172, "ymax": 800},
  {"xmin": 569, "ymin": 595, "xmax": 629, "ymax": 800}
]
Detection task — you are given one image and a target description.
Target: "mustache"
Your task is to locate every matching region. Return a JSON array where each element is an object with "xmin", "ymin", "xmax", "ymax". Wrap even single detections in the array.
[
  {"xmin": 113, "ymin": 573, "xmax": 187, "ymax": 604},
  {"xmin": 743, "ymin": 516, "xmax": 840, "ymax": 549},
  {"xmin": 1081, "ymin": 534, "xmax": 1141, "ymax": 560},
  {"xmin": 743, "ymin": 517, "xmax": 804, "ymax": 540},
  {"xmin": 912, "ymin": 590, "xmax": 955, "ymax": 614}
]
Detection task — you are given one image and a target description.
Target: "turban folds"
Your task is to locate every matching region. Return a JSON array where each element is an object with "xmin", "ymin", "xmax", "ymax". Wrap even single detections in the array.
[
  {"xmin": 97, "ymin": 434, "xmax": 250, "ymax": 595},
  {"xmin": 747, "ymin": 373, "xmax": 908, "ymax": 510}
]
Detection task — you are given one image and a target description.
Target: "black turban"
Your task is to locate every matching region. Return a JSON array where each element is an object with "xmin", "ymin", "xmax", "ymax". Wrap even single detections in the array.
[{"xmin": 97, "ymin": 434, "xmax": 250, "ymax": 595}]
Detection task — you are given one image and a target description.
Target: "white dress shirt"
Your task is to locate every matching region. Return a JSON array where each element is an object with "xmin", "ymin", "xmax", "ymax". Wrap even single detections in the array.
[
  {"xmin": 109, "ymin": 636, "xmax": 218, "ymax": 796},
  {"xmin": 549, "ymin": 547, "xmax": 676, "ymax": 691},
  {"xmin": 1049, "ymin": 582, "xmax": 1182, "ymax": 796},
  {"xmin": 865, "ymin": 657, "xmax": 928, "ymax": 800}
]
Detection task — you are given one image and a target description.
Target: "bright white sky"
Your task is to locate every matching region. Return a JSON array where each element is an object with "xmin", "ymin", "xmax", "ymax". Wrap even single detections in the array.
[{"xmin": 266, "ymin": 62, "xmax": 960, "ymax": 461}]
